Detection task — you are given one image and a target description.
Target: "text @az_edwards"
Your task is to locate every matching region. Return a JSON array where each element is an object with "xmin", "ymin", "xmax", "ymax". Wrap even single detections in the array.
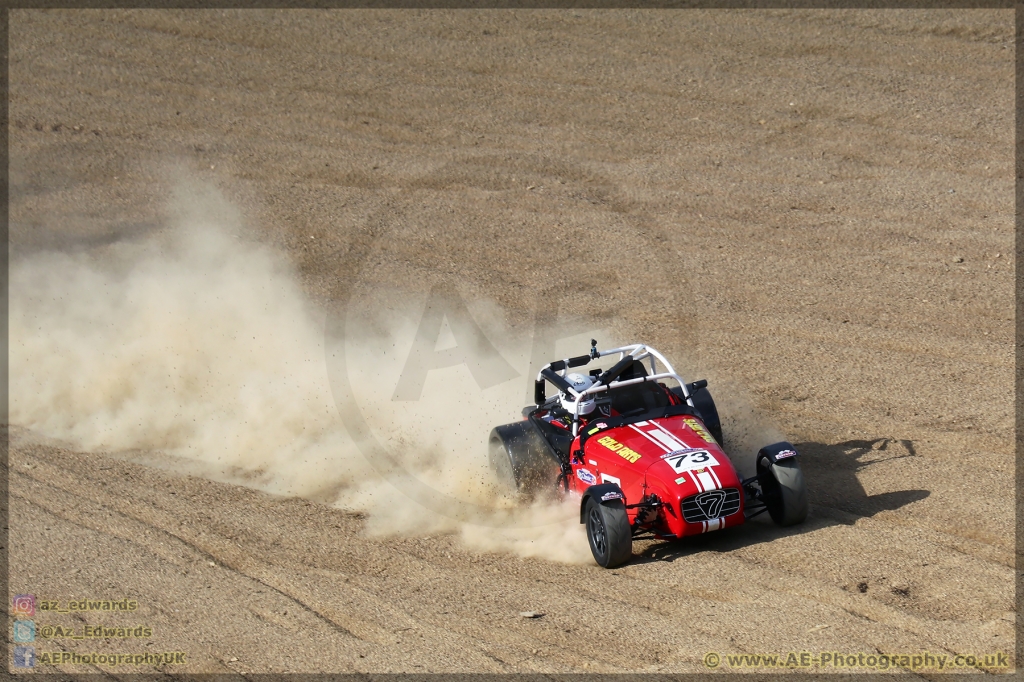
[
  {"xmin": 702, "ymin": 650, "xmax": 1011, "ymax": 671},
  {"xmin": 37, "ymin": 624, "xmax": 153, "ymax": 639}
]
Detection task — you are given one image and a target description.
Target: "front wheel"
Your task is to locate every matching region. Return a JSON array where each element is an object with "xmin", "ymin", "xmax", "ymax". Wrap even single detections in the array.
[
  {"xmin": 585, "ymin": 497, "xmax": 632, "ymax": 568},
  {"xmin": 757, "ymin": 457, "xmax": 808, "ymax": 526}
]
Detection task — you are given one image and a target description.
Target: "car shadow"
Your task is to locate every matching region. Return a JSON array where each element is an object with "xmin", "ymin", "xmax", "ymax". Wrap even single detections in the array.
[{"xmin": 632, "ymin": 437, "xmax": 931, "ymax": 564}]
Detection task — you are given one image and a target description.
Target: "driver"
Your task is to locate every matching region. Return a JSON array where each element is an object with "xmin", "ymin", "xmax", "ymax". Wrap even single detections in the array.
[
  {"xmin": 537, "ymin": 372, "xmax": 598, "ymax": 431},
  {"xmin": 560, "ymin": 372, "xmax": 597, "ymax": 419}
]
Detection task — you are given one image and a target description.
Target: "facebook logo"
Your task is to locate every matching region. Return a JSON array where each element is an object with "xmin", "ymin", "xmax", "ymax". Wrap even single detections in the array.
[{"xmin": 13, "ymin": 646, "xmax": 35, "ymax": 668}]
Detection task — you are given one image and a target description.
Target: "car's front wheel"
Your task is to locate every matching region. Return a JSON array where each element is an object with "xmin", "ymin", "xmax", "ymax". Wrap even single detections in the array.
[
  {"xmin": 585, "ymin": 497, "xmax": 632, "ymax": 568},
  {"xmin": 757, "ymin": 457, "xmax": 808, "ymax": 526}
]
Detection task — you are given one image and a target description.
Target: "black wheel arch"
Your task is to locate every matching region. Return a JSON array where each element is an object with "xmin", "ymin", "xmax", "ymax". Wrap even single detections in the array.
[
  {"xmin": 579, "ymin": 482, "xmax": 626, "ymax": 523},
  {"xmin": 756, "ymin": 441, "xmax": 799, "ymax": 468},
  {"xmin": 755, "ymin": 441, "xmax": 807, "ymax": 526}
]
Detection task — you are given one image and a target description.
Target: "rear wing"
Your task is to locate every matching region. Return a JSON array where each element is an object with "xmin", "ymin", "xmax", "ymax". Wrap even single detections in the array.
[{"xmin": 535, "ymin": 341, "xmax": 697, "ymax": 436}]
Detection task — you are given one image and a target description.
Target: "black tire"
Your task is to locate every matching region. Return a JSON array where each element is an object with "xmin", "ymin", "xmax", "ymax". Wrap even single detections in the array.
[
  {"xmin": 488, "ymin": 422, "xmax": 561, "ymax": 497},
  {"xmin": 757, "ymin": 457, "xmax": 808, "ymax": 526},
  {"xmin": 488, "ymin": 434, "xmax": 518, "ymax": 490},
  {"xmin": 584, "ymin": 497, "xmax": 632, "ymax": 568},
  {"xmin": 671, "ymin": 385, "xmax": 723, "ymax": 444},
  {"xmin": 689, "ymin": 386, "xmax": 723, "ymax": 444}
]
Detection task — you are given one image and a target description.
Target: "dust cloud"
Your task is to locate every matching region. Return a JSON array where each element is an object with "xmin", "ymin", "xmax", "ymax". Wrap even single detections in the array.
[
  {"xmin": 9, "ymin": 182, "xmax": 594, "ymax": 564},
  {"xmin": 708, "ymin": 384, "xmax": 787, "ymax": 478}
]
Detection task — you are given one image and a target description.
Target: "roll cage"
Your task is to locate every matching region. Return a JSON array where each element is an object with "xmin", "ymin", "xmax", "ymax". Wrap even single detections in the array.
[{"xmin": 534, "ymin": 341, "xmax": 696, "ymax": 437}]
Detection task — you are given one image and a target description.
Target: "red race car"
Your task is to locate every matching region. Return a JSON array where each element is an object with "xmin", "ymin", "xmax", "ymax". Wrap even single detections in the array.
[{"xmin": 489, "ymin": 341, "xmax": 807, "ymax": 567}]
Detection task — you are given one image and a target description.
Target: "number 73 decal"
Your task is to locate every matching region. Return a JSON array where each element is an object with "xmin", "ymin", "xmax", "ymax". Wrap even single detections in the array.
[{"xmin": 662, "ymin": 449, "xmax": 720, "ymax": 473}]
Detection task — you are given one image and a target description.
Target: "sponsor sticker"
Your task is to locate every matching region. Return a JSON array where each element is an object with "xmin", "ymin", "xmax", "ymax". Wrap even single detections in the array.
[
  {"xmin": 601, "ymin": 491, "xmax": 623, "ymax": 501},
  {"xmin": 597, "ymin": 435, "xmax": 643, "ymax": 463},
  {"xmin": 682, "ymin": 416, "xmax": 717, "ymax": 444},
  {"xmin": 775, "ymin": 449, "xmax": 797, "ymax": 460},
  {"xmin": 576, "ymin": 468, "xmax": 597, "ymax": 485},
  {"xmin": 674, "ymin": 475, "xmax": 687, "ymax": 485},
  {"xmin": 588, "ymin": 460, "xmax": 598, "ymax": 466}
]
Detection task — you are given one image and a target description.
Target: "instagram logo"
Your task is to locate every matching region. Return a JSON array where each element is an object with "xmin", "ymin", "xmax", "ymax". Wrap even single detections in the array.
[{"xmin": 12, "ymin": 595, "xmax": 35, "ymax": 617}]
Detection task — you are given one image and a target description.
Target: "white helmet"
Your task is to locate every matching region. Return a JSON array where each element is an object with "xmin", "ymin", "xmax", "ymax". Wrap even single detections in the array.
[{"xmin": 560, "ymin": 373, "xmax": 596, "ymax": 415}]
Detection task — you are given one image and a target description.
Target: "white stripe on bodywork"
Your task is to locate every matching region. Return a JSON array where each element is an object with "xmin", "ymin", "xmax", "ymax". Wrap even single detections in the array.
[
  {"xmin": 648, "ymin": 420, "xmax": 689, "ymax": 450},
  {"xmin": 628, "ymin": 423, "xmax": 670, "ymax": 452},
  {"xmin": 695, "ymin": 470, "xmax": 718, "ymax": 491},
  {"xmin": 707, "ymin": 466, "xmax": 722, "ymax": 489},
  {"xmin": 649, "ymin": 428, "xmax": 684, "ymax": 452},
  {"xmin": 627, "ymin": 421, "xmax": 723, "ymax": 494}
]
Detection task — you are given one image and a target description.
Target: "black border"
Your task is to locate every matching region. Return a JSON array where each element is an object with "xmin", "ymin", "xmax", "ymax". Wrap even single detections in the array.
[
  {"xmin": 3, "ymin": 4, "xmax": 1018, "ymax": 680},
  {"xmin": 1, "ymin": 1, "xmax": 1019, "ymax": 8},
  {"xmin": 1014, "ymin": 3, "xmax": 1022, "ymax": 678}
]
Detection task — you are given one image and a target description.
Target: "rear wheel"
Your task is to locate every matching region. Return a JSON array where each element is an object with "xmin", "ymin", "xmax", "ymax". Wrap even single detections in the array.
[
  {"xmin": 690, "ymin": 386, "xmax": 723, "ymax": 444},
  {"xmin": 488, "ymin": 423, "xmax": 561, "ymax": 498},
  {"xmin": 671, "ymin": 385, "xmax": 723, "ymax": 444},
  {"xmin": 488, "ymin": 434, "xmax": 518, "ymax": 490},
  {"xmin": 585, "ymin": 497, "xmax": 632, "ymax": 568},
  {"xmin": 757, "ymin": 457, "xmax": 808, "ymax": 526}
]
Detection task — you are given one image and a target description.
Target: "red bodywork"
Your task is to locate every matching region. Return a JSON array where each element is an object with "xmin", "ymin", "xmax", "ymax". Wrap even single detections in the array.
[{"xmin": 566, "ymin": 412, "xmax": 744, "ymax": 539}]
